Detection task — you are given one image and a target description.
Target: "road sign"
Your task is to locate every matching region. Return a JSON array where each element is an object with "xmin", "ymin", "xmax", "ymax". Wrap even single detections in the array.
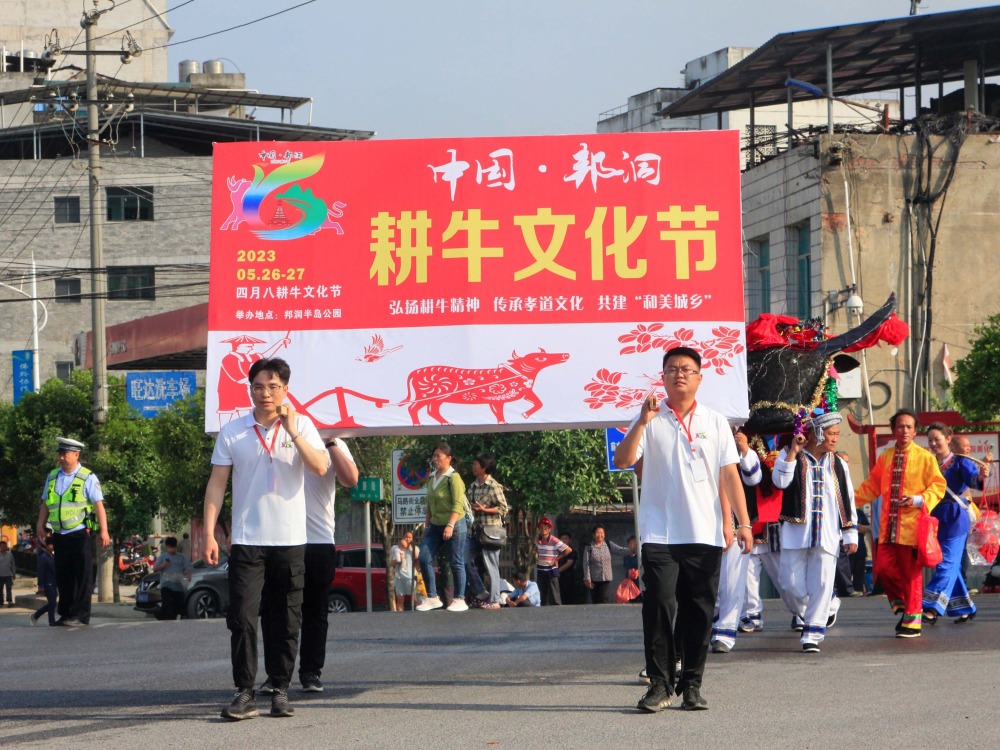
[
  {"xmin": 350, "ymin": 476, "xmax": 383, "ymax": 502},
  {"xmin": 392, "ymin": 449, "xmax": 428, "ymax": 524},
  {"xmin": 126, "ymin": 370, "xmax": 196, "ymax": 418},
  {"xmin": 606, "ymin": 426, "xmax": 636, "ymax": 472},
  {"xmin": 12, "ymin": 350, "xmax": 33, "ymax": 404}
]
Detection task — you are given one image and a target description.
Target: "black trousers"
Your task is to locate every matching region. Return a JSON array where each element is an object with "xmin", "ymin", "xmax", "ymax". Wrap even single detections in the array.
[
  {"xmin": 641, "ymin": 542, "xmax": 723, "ymax": 694},
  {"xmin": 537, "ymin": 567, "xmax": 561, "ymax": 605},
  {"xmin": 34, "ymin": 582, "xmax": 57, "ymax": 624},
  {"xmin": 227, "ymin": 544, "xmax": 305, "ymax": 690},
  {"xmin": 590, "ymin": 581, "xmax": 611, "ymax": 604},
  {"xmin": 834, "ymin": 544, "xmax": 855, "ymax": 597},
  {"xmin": 51, "ymin": 530, "xmax": 93, "ymax": 623},
  {"xmin": 159, "ymin": 588, "xmax": 184, "ymax": 620},
  {"xmin": 280, "ymin": 543, "xmax": 336, "ymax": 679}
]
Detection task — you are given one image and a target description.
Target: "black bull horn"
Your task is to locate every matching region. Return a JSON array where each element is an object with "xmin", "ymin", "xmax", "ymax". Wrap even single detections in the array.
[{"xmin": 744, "ymin": 294, "xmax": 897, "ymax": 435}]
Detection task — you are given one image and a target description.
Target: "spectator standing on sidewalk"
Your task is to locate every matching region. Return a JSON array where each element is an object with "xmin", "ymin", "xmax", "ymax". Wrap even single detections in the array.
[
  {"xmin": 203, "ymin": 358, "xmax": 330, "ymax": 721},
  {"xmin": 391, "ymin": 531, "xmax": 420, "ymax": 611},
  {"xmin": 535, "ymin": 518, "xmax": 571, "ymax": 605},
  {"xmin": 0, "ymin": 541, "xmax": 14, "ymax": 607},
  {"xmin": 31, "ymin": 537, "xmax": 57, "ymax": 625},
  {"xmin": 465, "ymin": 452, "xmax": 508, "ymax": 609},
  {"xmin": 582, "ymin": 526, "xmax": 630, "ymax": 604},
  {"xmin": 416, "ymin": 443, "xmax": 468, "ymax": 612}
]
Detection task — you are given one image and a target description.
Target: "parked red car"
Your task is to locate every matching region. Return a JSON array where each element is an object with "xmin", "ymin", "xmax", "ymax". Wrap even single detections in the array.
[{"xmin": 328, "ymin": 544, "xmax": 388, "ymax": 613}]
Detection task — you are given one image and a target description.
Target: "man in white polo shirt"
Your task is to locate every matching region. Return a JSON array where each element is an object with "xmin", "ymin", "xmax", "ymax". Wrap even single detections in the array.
[
  {"xmin": 615, "ymin": 346, "xmax": 753, "ymax": 713},
  {"xmin": 203, "ymin": 357, "xmax": 330, "ymax": 721}
]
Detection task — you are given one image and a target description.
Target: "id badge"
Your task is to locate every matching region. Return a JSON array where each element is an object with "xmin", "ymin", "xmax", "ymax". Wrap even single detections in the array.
[{"xmin": 688, "ymin": 453, "xmax": 708, "ymax": 483}]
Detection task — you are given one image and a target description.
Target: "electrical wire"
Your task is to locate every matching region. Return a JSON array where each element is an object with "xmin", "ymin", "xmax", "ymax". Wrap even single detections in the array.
[{"xmin": 145, "ymin": 0, "xmax": 318, "ymax": 50}]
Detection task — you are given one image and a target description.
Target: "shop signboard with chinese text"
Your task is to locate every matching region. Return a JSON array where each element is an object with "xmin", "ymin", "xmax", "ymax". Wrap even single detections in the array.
[
  {"xmin": 126, "ymin": 371, "xmax": 197, "ymax": 418},
  {"xmin": 206, "ymin": 133, "xmax": 747, "ymax": 434},
  {"xmin": 12, "ymin": 350, "xmax": 33, "ymax": 404}
]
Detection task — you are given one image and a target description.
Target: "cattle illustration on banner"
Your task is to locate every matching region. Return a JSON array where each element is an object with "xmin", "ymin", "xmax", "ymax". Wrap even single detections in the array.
[{"xmin": 206, "ymin": 133, "xmax": 747, "ymax": 434}]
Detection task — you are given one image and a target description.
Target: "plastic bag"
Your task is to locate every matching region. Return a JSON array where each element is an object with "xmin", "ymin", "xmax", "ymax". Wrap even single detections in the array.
[{"xmin": 614, "ymin": 577, "xmax": 641, "ymax": 604}]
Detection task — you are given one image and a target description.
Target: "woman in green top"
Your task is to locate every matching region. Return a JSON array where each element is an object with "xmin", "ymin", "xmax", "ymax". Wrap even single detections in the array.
[{"xmin": 416, "ymin": 443, "xmax": 469, "ymax": 612}]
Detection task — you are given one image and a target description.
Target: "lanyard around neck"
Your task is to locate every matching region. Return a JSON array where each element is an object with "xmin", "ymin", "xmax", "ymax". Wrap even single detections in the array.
[
  {"xmin": 669, "ymin": 401, "xmax": 697, "ymax": 454},
  {"xmin": 253, "ymin": 423, "xmax": 281, "ymax": 462}
]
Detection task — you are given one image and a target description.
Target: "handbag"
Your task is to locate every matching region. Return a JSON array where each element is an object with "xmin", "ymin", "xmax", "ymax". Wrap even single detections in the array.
[
  {"xmin": 614, "ymin": 577, "xmax": 641, "ymax": 604},
  {"xmin": 475, "ymin": 523, "xmax": 507, "ymax": 550},
  {"xmin": 916, "ymin": 508, "xmax": 943, "ymax": 568}
]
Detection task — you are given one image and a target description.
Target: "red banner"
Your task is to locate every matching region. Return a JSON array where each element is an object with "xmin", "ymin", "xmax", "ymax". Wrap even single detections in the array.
[{"xmin": 206, "ymin": 133, "xmax": 747, "ymax": 434}]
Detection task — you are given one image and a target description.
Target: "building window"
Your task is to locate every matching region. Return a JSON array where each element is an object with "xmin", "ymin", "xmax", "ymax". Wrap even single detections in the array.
[
  {"xmin": 792, "ymin": 225, "xmax": 812, "ymax": 319},
  {"xmin": 744, "ymin": 238, "xmax": 770, "ymax": 320},
  {"xmin": 55, "ymin": 361, "xmax": 74, "ymax": 382},
  {"xmin": 55, "ymin": 278, "xmax": 82, "ymax": 303},
  {"xmin": 108, "ymin": 266, "xmax": 155, "ymax": 300},
  {"xmin": 106, "ymin": 186, "xmax": 154, "ymax": 222},
  {"xmin": 54, "ymin": 196, "xmax": 81, "ymax": 224}
]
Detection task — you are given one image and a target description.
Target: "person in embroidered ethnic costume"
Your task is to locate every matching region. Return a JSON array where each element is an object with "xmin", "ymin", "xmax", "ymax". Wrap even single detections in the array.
[
  {"xmin": 855, "ymin": 409, "xmax": 946, "ymax": 638},
  {"xmin": 922, "ymin": 423, "xmax": 989, "ymax": 624},
  {"xmin": 772, "ymin": 411, "xmax": 857, "ymax": 653}
]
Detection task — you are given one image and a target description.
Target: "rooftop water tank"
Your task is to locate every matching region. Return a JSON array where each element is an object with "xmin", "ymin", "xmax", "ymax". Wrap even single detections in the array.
[
  {"xmin": 202, "ymin": 59, "xmax": 224, "ymax": 76},
  {"xmin": 179, "ymin": 59, "xmax": 201, "ymax": 81}
]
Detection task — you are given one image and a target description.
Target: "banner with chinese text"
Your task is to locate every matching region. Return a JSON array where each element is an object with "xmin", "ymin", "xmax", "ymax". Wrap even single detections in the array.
[{"xmin": 207, "ymin": 133, "xmax": 747, "ymax": 434}]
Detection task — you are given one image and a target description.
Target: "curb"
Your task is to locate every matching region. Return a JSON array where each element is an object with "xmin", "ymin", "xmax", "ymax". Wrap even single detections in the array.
[{"xmin": 14, "ymin": 594, "xmax": 151, "ymax": 620}]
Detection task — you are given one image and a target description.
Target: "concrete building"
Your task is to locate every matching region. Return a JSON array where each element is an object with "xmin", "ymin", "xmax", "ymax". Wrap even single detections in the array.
[
  {"xmin": 600, "ymin": 6, "xmax": 1000, "ymax": 466},
  {"xmin": 0, "ymin": 50, "xmax": 373, "ymax": 399},
  {"xmin": 598, "ymin": 47, "xmax": 897, "ymax": 169},
  {"xmin": 1, "ymin": 0, "xmax": 171, "ymax": 83}
]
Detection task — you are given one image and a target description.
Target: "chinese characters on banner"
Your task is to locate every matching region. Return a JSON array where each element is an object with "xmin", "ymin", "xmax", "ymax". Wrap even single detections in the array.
[
  {"xmin": 206, "ymin": 133, "xmax": 748, "ymax": 434},
  {"xmin": 12, "ymin": 349, "xmax": 33, "ymax": 405}
]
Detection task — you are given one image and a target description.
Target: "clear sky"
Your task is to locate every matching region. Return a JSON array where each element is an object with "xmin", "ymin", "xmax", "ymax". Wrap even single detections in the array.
[{"xmin": 157, "ymin": 0, "xmax": 997, "ymax": 139}]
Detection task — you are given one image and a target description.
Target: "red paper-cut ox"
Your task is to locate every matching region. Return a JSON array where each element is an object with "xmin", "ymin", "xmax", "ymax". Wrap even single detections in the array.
[{"xmin": 402, "ymin": 349, "xmax": 570, "ymax": 425}]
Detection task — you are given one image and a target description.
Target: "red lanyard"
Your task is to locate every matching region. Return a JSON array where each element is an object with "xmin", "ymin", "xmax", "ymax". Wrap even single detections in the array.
[
  {"xmin": 253, "ymin": 424, "xmax": 280, "ymax": 462},
  {"xmin": 669, "ymin": 401, "xmax": 698, "ymax": 454}
]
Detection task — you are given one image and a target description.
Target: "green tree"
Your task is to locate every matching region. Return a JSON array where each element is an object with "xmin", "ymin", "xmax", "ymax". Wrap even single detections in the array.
[
  {"xmin": 953, "ymin": 314, "xmax": 1000, "ymax": 421},
  {"xmin": 150, "ymin": 389, "xmax": 218, "ymax": 531}
]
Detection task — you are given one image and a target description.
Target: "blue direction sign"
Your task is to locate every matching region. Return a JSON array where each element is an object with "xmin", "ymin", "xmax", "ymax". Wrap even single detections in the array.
[
  {"xmin": 12, "ymin": 350, "xmax": 34, "ymax": 404},
  {"xmin": 125, "ymin": 371, "xmax": 196, "ymax": 418},
  {"xmin": 606, "ymin": 426, "xmax": 636, "ymax": 472}
]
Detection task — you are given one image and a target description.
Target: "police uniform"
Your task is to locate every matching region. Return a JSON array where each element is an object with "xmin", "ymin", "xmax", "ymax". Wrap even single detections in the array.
[{"xmin": 40, "ymin": 437, "xmax": 104, "ymax": 625}]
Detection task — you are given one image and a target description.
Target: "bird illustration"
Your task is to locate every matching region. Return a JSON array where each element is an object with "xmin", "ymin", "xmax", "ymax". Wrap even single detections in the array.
[{"xmin": 356, "ymin": 334, "xmax": 403, "ymax": 363}]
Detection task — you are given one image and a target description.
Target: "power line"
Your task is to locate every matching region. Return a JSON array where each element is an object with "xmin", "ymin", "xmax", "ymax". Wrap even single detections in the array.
[{"xmin": 146, "ymin": 0, "xmax": 318, "ymax": 50}]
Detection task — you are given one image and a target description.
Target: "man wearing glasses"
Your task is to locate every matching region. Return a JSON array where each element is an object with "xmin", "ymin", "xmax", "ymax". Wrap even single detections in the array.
[
  {"xmin": 203, "ymin": 357, "xmax": 330, "ymax": 721},
  {"xmin": 615, "ymin": 346, "xmax": 752, "ymax": 714}
]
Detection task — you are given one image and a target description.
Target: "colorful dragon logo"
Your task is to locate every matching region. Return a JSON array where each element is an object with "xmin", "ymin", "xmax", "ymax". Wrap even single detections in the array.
[{"xmin": 219, "ymin": 154, "xmax": 347, "ymax": 242}]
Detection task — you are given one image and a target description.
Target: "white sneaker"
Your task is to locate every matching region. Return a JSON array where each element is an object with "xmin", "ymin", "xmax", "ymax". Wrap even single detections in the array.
[
  {"xmin": 446, "ymin": 598, "xmax": 469, "ymax": 612},
  {"xmin": 415, "ymin": 596, "xmax": 443, "ymax": 612}
]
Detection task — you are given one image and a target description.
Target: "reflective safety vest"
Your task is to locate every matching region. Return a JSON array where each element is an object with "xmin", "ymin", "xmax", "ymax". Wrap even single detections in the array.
[{"xmin": 44, "ymin": 466, "xmax": 95, "ymax": 532}]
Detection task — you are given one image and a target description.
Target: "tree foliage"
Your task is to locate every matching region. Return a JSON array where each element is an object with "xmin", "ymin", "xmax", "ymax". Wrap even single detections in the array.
[{"xmin": 953, "ymin": 314, "xmax": 1000, "ymax": 421}]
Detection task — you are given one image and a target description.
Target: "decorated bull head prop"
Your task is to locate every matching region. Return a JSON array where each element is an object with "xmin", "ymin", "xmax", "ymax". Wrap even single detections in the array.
[{"xmin": 745, "ymin": 294, "xmax": 906, "ymax": 435}]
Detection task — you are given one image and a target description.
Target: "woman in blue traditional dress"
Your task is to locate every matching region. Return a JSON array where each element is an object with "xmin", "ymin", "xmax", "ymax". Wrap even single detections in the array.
[{"xmin": 922, "ymin": 423, "xmax": 990, "ymax": 624}]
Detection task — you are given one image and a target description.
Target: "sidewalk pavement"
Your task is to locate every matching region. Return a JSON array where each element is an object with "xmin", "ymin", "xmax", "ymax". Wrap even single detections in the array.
[{"xmin": 9, "ymin": 576, "xmax": 149, "ymax": 620}]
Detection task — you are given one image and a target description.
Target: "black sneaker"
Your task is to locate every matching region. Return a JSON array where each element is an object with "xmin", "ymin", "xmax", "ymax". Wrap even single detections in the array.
[
  {"xmin": 637, "ymin": 682, "xmax": 672, "ymax": 713},
  {"xmin": 791, "ymin": 616, "xmax": 803, "ymax": 632},
  {"xmin": 220, "ymin": 689, "xmax": 258, "ymax": 721},
  {"xmin": 802, "ymin": 642, "xmax": 821, "ymax": 653},
  {"xmin": 922, "ymin": 609, "xmax": 939, "ymax": 625},
  {"xmin": 271, "ymin": 688, "xmax": 294, "ymax": 717},
  {"xmin": 258, "ymin": 677, "xmax": 275, "ymax": 695},
  {"xmin": 894, "ymin": 616, "xmax": 921, "ymax": 638},
  {"xmin": 299, "ymin": 674, "xmax": 324, "ymax": 693},
  {"xmin": 680, "ymin": 686, "xmax": 708, "ymax": 711},
  {"xmin": 826, "ymin": 611, "xmax": 837, "ymax": 628}
]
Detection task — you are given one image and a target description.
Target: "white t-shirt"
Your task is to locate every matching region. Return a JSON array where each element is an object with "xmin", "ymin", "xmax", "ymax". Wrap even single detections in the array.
[
  {"xmin": 773, "ymin": 449, "xmax": 859, "ymax": 554},
  {"xmin": 304, "ymin": 438, "xmax": 355, "ymax": 544},
  {"xmin": 631, "ymin": 401, "xmax": 739, "ymax": 547},
  {"xmin": 211, "ymin": 412, "xmax": 326, "ymax": 546}
]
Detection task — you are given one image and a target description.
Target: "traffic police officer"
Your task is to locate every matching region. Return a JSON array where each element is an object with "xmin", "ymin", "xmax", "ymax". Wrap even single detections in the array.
[{"xmin": 35, "ymin": 437, "xmax": 110, "ymax": 626}]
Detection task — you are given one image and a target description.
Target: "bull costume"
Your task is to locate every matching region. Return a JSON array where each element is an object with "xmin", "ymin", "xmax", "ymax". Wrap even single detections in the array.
[
  {"xmin": 922, "ymin": 446, "xmax": 984, "ymax": 623},
  {"xmin": 772, "ymin": 412, "xmax": 857, "ymax": 652}
]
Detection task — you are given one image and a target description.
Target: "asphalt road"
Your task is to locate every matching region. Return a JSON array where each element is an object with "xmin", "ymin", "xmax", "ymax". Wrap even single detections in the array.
[{"xmin": 0, "ymin": 595, "xmax": 996, "ymax": 749}]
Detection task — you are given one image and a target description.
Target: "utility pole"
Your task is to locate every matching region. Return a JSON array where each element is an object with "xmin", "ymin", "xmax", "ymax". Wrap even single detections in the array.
[{"xmin": 55, "ymin": 1, "xmax": 141, "ymax": 604}]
